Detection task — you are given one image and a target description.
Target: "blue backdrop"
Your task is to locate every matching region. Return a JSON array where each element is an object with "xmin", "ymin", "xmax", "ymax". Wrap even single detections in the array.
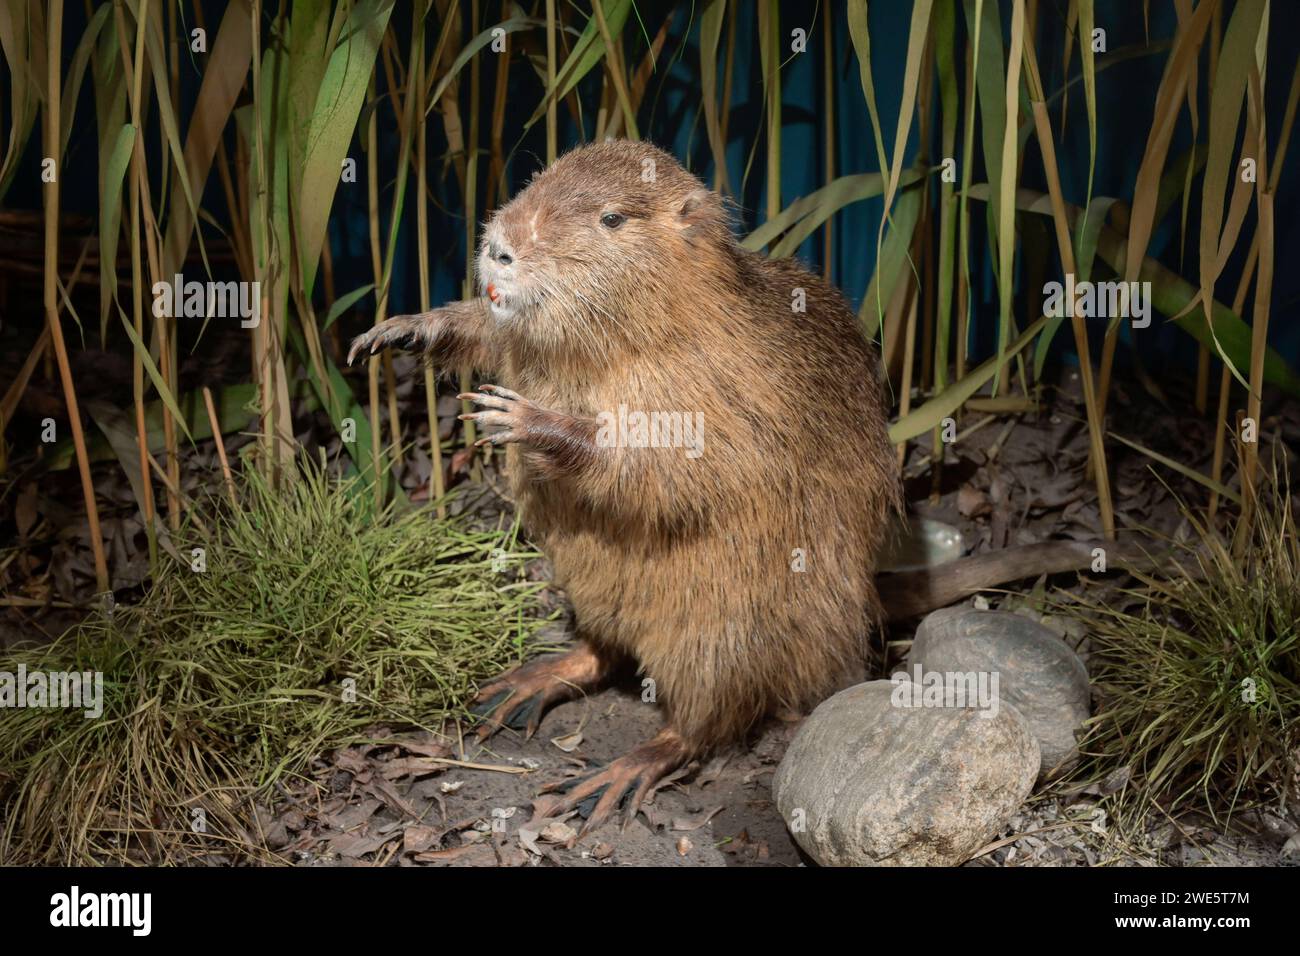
[{"xmin": 28, "ymin": 0, "xmax": 1300, "ymax": 378}]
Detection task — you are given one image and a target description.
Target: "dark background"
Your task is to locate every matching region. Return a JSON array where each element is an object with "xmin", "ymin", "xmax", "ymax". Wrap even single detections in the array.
[{"xmin": 6, "ymin": 0, "xmax": 1298, "ymax": 380}]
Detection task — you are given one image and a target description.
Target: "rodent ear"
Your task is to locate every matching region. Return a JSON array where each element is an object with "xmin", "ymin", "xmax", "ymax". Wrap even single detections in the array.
[{"xmin": 676, "ymin": 188, "xmax": 724, "ymax": 239}]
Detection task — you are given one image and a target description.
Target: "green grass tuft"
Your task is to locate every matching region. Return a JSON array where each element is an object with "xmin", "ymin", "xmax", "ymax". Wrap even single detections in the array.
[
  {"xmin": 0, "ymin": 464, "xmax": 555, "ymax": 864},
  {"xmin": 1059, "ymin": 471, "xmax": 1299, "ymax": 835}
]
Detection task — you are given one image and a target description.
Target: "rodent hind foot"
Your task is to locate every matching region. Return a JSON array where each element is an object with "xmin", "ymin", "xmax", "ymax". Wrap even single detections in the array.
[
  {"xmin": 468, "ymin": 688, "xmax": 542, "ymax": 733},
  {"xmin": 469, "ymin": 643, "xmax": 611, "ymax": 743},
  {"xmin": 530, "ymin": 728, "xmax": 691, "ymax": 841}
]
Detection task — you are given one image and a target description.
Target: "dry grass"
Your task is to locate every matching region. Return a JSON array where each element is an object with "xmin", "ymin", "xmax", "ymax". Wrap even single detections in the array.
[{"xmin": 1050, "ymin": 466, "xmax": 1299, "ymax": 833}]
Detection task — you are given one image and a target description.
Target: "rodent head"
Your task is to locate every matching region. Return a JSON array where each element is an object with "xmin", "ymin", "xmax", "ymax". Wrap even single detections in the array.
[{"xmin": 477, "ymin": 140, "xmax": 731, "ymax": 358}]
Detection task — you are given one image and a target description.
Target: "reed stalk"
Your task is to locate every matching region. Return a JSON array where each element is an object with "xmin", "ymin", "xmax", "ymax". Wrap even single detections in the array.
[
  {"xmin": 413, "ymin": 2, "xmax": 446, "ymax": 517},
  {"xmin": 109, "ymin": 0, "xmax": 158, "ymax": 572},
  {"xmin": 44, "ymin": 0, "xmax": 108, "ymax": 593},
  {"xmin": 1022, "ymin": 32, "xmax": 1115, "ymax": 539}
]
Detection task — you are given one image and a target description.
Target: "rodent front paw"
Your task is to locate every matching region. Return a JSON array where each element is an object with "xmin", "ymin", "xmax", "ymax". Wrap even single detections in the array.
[
  {"xmin": 345, "ymin": 314, "xmax": 430, "ymax": 365},
  {"xmin": 457, "ymin": 383, "xmax": 538, "ymax": 447}
]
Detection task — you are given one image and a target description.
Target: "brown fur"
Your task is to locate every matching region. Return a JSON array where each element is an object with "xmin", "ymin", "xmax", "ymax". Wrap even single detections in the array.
[{"xmin": 351, "ymin": 141, "xmax": 901, "ymax": 757}]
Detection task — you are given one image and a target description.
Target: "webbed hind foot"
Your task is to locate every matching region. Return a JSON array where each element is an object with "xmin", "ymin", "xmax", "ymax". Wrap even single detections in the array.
[
  {"xmin": 469, "ymin": 642, "xmax": 611, "ymax": 743},
  {"xmin": 529, "ymin": 728, "xmax": 692, "ymax": 840}
]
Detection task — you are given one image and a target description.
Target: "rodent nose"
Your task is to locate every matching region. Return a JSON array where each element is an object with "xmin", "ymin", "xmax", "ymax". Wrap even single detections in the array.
[{"xmin": 489, "ymin": 243, "xmax": 513, "ymax": 266}]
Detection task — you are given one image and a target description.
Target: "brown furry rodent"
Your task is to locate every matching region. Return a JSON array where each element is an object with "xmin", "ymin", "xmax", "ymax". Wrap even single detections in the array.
[{"xmin": 349, "ymin": 140, "xmax": 898, "ymax": 832}]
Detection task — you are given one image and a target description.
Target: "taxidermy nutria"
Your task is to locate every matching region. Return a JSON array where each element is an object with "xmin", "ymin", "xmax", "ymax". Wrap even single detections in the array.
[{"xmin": 348, "ymin": 140, "xmax": 1129, "ymax": 835}]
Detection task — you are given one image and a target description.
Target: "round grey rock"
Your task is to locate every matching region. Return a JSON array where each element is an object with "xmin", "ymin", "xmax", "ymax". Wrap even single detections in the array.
[
  {"xmin": 773, "ymin": 679, "xmax": 1039, "ymax": 866},
  {"xmin": 908, "ymin": 606, "xmax": 1090, "ymax": 778}
]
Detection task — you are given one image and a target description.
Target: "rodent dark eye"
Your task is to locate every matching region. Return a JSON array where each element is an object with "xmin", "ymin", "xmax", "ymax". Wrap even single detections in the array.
[{"xmin": 600, "ymin": 212, "xmax": 626, "ymax": 229}]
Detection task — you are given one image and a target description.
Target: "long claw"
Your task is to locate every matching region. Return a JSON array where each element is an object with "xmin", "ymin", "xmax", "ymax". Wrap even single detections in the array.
[
  {"xmin": 346, "ymin": 314, "xmax": 430, "ymax": 367},
  {"xmin": 457, "ymin": 391, "xmax": 512, "ymax": 411},
  {"xmin": 478, "ymin": 383, "xmax": 524, "ymax": 401},
  {"xmin": 346, "ymin": 338, "xmax": 365, "ymax": 366}
]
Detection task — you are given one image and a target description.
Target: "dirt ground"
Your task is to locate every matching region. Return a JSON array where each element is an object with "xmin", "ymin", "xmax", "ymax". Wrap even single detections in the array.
[
  {"xmin": 267, "ymin": 683, "xmax": 1296, "ymax": 866},
  {"xmin": 273, "ymin": 685, "xmax": 807, "ymax": 867}
]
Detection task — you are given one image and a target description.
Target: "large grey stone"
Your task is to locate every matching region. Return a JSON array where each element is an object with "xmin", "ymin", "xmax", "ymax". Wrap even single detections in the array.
[
  {"xmin": 909, "ymin": 606, "xmax": 1090, "ymax": 778},
  {"xmin": 773, "ymin": 679, "xmax": 1039, "ymax": 866}
]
